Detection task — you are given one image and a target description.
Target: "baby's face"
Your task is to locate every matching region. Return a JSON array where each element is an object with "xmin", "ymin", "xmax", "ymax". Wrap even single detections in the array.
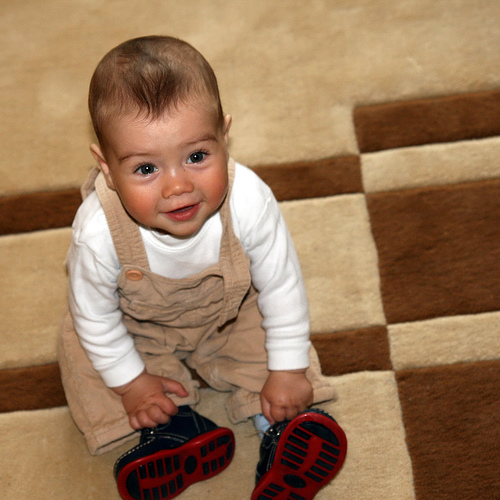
[{"xmin": 93, "ymin": 99, "xmax": 231, "ymax": 238}]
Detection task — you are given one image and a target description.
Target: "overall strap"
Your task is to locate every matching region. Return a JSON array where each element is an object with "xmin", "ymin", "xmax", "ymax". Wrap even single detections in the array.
[
  {"xmin": 95, "ymin": 173, "xmax": 150, "ymax": 270},
  {"xmin": 217, "ymin": 158, "xmax": 252, "ymax": 326},
  {"xmin": 80, "ymin": 166, "xmax": 100, "ymax": 201},
  {"xmin": 219, "ymin": 157, "xmax": 235, "ymax": 222}
]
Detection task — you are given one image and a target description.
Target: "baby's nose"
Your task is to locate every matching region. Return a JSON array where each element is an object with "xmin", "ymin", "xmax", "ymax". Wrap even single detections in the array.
[{"xmin": 162, "ymin": 167, "xmax": 194, "ymax": 198}]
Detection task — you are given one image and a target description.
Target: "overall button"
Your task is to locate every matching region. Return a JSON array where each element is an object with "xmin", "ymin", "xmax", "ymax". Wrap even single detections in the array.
[{"xmin": 125, "ymin": 270, "xmax": 143, "ymax": 281}]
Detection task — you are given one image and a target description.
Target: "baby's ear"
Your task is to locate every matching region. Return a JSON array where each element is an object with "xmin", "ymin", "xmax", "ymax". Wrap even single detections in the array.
[{"xmin": 90, "ymin": 144, "xmax": 116, "ymax": 190}]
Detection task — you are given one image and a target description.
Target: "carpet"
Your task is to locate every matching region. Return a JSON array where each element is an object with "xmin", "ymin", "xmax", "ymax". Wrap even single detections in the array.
[{"xmin": 1, "ymin": 1, "xmax": 499, "ymax": 498}]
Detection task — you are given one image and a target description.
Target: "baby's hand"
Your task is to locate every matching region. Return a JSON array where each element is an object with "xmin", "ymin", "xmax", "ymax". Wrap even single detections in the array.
[
  {"xmin": 260, "ymin": 370, "xmax": 313, "ymax": 425},
  {"xmin": 112, "ymin": 370, "xmax": 189, "ymax": 430}
]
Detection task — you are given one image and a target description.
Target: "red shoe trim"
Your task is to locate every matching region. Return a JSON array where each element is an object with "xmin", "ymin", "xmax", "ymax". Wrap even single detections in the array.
[
  {"xmin": 117, "ymin": 427, "xmax": 235, "ymax": 500},
  {"xmin": 251, "ymin": 412, "xmax": 347, "ymax": 500}
]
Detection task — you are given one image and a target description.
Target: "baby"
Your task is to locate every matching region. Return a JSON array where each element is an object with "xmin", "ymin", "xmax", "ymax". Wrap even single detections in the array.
[{"xmin": 58, "ymin": 35, "xmax": 347, "ymax": 500}]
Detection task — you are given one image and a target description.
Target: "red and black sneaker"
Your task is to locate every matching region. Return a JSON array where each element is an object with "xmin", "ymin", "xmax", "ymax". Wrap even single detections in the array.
[
  {"xmin": 252, "ymin": 409, "xmax": 347, "ymax": 500},
  {"xmin": 114, "ymin": 406, "xmax": 235, "ymax": 500}
]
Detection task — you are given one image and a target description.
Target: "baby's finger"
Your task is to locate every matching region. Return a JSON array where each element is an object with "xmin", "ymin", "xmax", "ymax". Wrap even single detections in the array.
[
  {"xmin": 129, "ymin": 414, "xmax": 141, "ymax": 430},
  {"xmin": 161, "ymin": 378, "xmax": 189, "ymax": 398},
  {"xmin": 135, "ymin": 409, "xmax": 161, "ymax": 429},
  {"xmin": 260, "ymin": 397, "xmax": 274, "ymax": 425},
  {"xmin": 270, "ymin": 405, "xmax": 287, "ymax": 423},
  {"xmin": 155, "ymin": 395, "xmax": 179, "ymax": 418},
  {"xmin": 284, "ymin": 406, "xmax": 300, "ymax": 422},
  {"xmin": 146, "ymin": 404, "xmax": 170, "ymax": 424}
]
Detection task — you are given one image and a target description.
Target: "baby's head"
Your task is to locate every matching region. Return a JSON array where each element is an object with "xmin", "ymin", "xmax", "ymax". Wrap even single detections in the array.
[
  {"xmin": 88, "ymin": 36, "xmax": 232, "ymax": 238},
  {"xmin": 89, "ymin": 35, "xmax": 225, "ymax": 149}
]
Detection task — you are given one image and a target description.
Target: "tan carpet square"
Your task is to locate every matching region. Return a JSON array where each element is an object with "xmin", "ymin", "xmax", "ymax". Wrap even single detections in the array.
[
  {"xmin": 362, "ymin": 136, "xmax": 500, "ymax": 193},
  {"xmin": 317, "ymin": 371, "xmax": 415, "ymax": 499},
  {"xmin": 280, "ymin": 195, "xmax": 386, "ymax": 333},
  {"xmin": 0, "ymin": 406, "xmax": 122, "ymax": 498},
  {"xmin": 389, "ymin": 311, "xmax": 500, "ymax": 370},
  {"xmin": 0, "ymin": 228, "xmax": 70, "ymax": 369}
]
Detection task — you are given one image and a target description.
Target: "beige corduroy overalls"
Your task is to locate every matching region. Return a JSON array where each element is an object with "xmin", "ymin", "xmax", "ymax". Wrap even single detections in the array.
[{"xmin": 58, "ymin": 159, "xmax": 337, "ymax": 455}]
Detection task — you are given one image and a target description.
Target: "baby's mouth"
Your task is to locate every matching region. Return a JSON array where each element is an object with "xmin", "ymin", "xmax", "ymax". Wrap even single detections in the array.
[
  {"xmin": 170, "ymin": 205, "xmax": 195, "ymax": 214},
  {"xmin": 164, "ymin": 203, "xmax": 201, "ymax": 222}
]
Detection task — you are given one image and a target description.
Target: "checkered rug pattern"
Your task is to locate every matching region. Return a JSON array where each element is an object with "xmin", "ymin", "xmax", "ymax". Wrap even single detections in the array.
[{"xmin": 1, "ymin": 89, "xmax": 499, "ymax": 499}]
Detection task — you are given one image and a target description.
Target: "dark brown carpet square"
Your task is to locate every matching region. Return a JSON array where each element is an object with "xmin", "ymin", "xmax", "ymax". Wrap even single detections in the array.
[
  {"xmin": 367, "ymin": 179, "xmax": 500, "ymax": 324},
  {"xmin": 397, "ymin": 361, "xmax": 500, "ymax": 500},
  {"xmin": 354, "ymin": 89, "xmax": 500, "ymax": 153},
  {"xmin": 311, "ymin": 326, "xmax": 392, "ymax": 376},
  {"xmin": 0, "ymin": 363, "xmax": 67, "ymax": 412},
  {"xmin": 0, "ymin": 189, "xmax": 81, "ymax": 235},
  {"xmin": 252, "ymin": 155, "xmax": 363, "ymax": 201}
]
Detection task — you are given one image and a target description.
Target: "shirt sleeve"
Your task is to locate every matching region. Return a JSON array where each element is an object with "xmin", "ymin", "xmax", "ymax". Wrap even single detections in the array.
[
  {"xmin": 67, "ymin": 195, "xmax": 145, "ymax": 387},
  {"xmin": 231, "ymin": 165, "xmax": 311, "ymax": 371}
]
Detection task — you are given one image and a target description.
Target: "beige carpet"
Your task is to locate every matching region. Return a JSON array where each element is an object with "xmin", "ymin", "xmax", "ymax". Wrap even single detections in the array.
[{"xmin": 1, "ymin": 1, "xmax": 500, "ymax": 499}]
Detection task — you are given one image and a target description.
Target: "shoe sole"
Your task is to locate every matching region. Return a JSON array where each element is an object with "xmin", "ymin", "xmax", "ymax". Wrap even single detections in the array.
[
  {"xmin": 116, "ymin": 427, "xmax": 235, "ymax": 500},
  {"xmin": 251, "ymin": 412, "xmax": 347, "ymax": 500}
]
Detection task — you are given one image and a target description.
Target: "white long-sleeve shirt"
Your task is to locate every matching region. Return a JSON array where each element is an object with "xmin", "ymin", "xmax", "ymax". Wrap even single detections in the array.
[{"xmin": 67, "ymin": 162, "xmax": 311, "ymax": 388}]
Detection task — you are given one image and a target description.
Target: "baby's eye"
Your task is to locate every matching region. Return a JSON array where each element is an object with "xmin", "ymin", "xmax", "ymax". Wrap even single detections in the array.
[
  {"xmin": 136, "ymin": 163, "xmax": 158, "ymax": 175},
  {"xmin": 187, "ymin": 151, "xmax": 206, "ymax": 164}
]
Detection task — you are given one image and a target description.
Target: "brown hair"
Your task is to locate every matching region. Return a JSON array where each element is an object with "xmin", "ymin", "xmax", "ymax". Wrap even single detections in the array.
[{"xmin": 88, "ymin": 35, "xmax": 224, "ymax": 146}]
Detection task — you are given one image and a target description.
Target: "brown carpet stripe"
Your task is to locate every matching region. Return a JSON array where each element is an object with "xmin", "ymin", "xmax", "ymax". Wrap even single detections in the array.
[
  {"xmin": 397, "ymin": 360, "xmax": 500, "ymax": 499},
  {"xmin": 252, "ymin": 155, "xmax": 363, "ymax": 201},
  {"xmin": 311, "ymin": 327, "xmax": 392, "ymax": 376},
  {"xmin": 354, "ymin": 89, "xmax": 500, "ymax": 153},
  {"xmin": 366, "ymin": 178, "xmax": 500, "ymax": 324},
  {"xmin": 0, "ymin": 188, "xmax": 81, "ymax": 236},
  {"xmin": 0, "ymin": 363, "xmax": 67, "ymax": 412}
]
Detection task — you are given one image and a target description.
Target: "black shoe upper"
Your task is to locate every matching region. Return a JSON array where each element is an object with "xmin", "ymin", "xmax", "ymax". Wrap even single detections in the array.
[
  {"xmin": 255, "ymin": 419, "xmax": 290, "ymax": 484},
  {"xmin": 114, "ymin": 405, "xmax": 219, "ymax": 479},
  {"xmin": 139, "ymin": 405, "xmax": 219, "ymax": 445}
]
